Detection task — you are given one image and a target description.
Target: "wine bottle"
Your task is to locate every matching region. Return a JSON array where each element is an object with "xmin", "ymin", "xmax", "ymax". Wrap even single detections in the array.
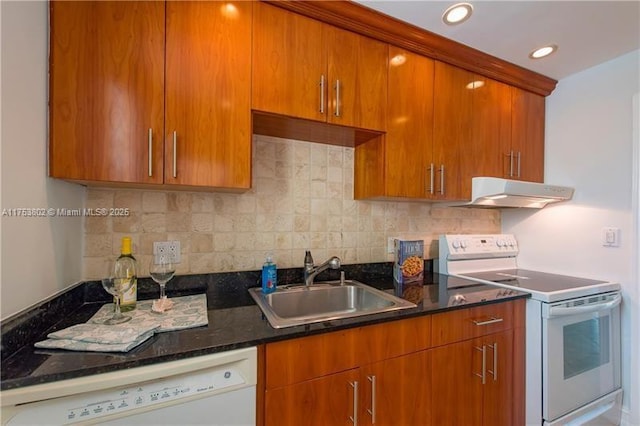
[{"xmin": 115, "ymin": 236, "xmax": 137, "ymax": 312}]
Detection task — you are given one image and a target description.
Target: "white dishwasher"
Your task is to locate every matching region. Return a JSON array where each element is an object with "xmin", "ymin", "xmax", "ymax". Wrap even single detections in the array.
[{"xmin": 1, "ymin": 347, "xmax": 257, "ymax": 425}]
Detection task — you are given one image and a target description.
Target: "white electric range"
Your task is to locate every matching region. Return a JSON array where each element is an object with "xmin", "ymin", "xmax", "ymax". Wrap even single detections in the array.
[{"xmin": 439, "ymin": 234, "xmax": 623, "ymax": 426}]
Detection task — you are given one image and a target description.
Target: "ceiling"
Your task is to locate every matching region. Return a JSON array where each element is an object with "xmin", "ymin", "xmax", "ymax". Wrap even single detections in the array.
[{"xmin": 354, "ymin": 1, "xmax": 640, "ymax": 81}]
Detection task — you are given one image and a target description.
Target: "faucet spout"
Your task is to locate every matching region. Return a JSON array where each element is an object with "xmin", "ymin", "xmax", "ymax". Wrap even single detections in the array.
[{"xmin": 304, "ymin": 253, "xmax": 341, "ymax": 286}]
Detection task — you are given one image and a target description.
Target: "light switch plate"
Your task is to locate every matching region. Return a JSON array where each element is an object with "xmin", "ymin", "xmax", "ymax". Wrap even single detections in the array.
[{"xmin": 602, "ymin": 227, "xmax": 620, "ymax": 247}]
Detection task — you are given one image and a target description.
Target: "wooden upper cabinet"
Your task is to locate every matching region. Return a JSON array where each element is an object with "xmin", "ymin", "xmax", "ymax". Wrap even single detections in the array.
[
  {"xmin": 433, "ymin": 61, "xmax": 472, "ymax": 201},
  {"xmin": 355, "ymin": 48, "xmax": 434, "ymax": 199},
  {"xmin": 49, "ymin": 1, "xmax": 165, "ymax": 184},
  {"xmin": 325, "ymin": 26, "xmax": 388, "ymax": 131},
  {"xmin": 252, "ymin": 2, "xmax": 326, "ymax": 122},
  {"xmin": 165, "ymin": 1, "xmax": 252, "ymax": 189},
  {"xmin": 252, "ymin": 2, "xmax": 387, "ymax": 132},
  {"xmin": 50, "ymin": 1, "xmax": 251, "ymax": 190},
  {"xmin": 460, "ymin": 76, "xmax": 512, "ymax": 198},
  {"xmin": 510, "ymin": 88, "xmax": 545, "ymax": 182}
]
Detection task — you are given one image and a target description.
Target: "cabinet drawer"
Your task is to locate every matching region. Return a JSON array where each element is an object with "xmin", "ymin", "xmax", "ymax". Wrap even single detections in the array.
[
  {"xmin": 357, "ymin": 315, "xmax": 431, "ymax": 365},
  {"xmin": 265, "ymin": 328, "xmax": 359, "ymax": 389},
  {"xmin": 431, "ymin": 301, "xmax": 514, "ymax": 346}
]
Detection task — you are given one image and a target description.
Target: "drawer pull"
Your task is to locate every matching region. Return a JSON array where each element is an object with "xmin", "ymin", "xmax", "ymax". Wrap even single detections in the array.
[
  {"xmin": 472, "ymin": 316, "xmax": 504, "ymax": 326},
  {"xmin": 474, "ymin": 345, "xmax": 486, "ymax": 385},
  {"xmin": 349, "ymin": 380, "xmax": 358, "ymax": 425},
  {"xmin": 367, "ymin": 375, "xmax": 376, "ymax": 424}
]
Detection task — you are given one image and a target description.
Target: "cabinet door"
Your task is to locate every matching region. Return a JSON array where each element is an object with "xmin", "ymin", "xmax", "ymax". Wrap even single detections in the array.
[
  {"xmin": 482, "ymin": 330, "xmax": 514, "ymax": 426},
  {"xmin": 326, "ymin": 27, "xmax": 388, "ymax": 131},
  {"xmin": 431, "ymin": 339, "xmax": 484, "ymax": 425},
  {"xmin": 49, "ymin": 1, "xmax": 165, "ymax": 184},
  {"xmin": 264, "ymin": 369, "xmax": 359, "ymax": 426},
  {"xmin": 361, "ymin": 350, "xmax": 431, "ymax": 426},
  {"xmin": 433, "ymin": 61, "xmax": 471, "ymax": 200},
  {"xmin": 511, "ymin": 88, "xmax": 545, "ymax": 182},
  {"xmin": 252, "ymin": 2, "xmax": 326, "ymax": 122},
  {"xmin": 384, "ymin": 49, "xmax": 435, "ymax": 198},
  {"xmin": 165, "ymin": 1, "xmax": 252, "ymax": 189},
  {"xmin": 460, "ymin": 76, "xmax": 512, "ymax": 198}
]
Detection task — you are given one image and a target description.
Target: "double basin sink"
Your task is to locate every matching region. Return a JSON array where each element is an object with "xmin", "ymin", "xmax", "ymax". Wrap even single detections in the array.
[{"xmin": 249, "ymin": 280, "xmax": 417, "ymax": 328}]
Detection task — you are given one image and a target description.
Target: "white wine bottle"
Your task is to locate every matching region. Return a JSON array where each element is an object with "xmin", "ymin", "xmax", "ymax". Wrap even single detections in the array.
[{"xmin": 115, "ymin": 236, "xmax": 137, "ymax": 312}]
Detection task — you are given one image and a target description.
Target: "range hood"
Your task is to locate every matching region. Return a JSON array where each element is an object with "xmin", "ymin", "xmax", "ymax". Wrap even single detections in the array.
[{"xmin": 462, "ymin": 177, "xmax": 574, "ymax": 208}]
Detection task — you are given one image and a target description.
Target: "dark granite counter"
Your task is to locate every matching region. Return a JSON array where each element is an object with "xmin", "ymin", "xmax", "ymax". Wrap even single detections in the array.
[{"xmin": 0, "ymin": 262, "xmax": 529, "ymax": 391}]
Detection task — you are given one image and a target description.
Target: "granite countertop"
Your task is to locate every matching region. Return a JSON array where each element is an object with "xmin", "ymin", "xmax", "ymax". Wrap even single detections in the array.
[{"xmin": 0, "ymin": 263, "xmax": 529, "ymax": 392}]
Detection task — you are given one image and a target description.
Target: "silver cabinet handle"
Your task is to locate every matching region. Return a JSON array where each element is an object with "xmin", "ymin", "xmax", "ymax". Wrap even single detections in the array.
[
  {"xmin": 335, "ymin": 79, "xmax": 341, "ymax": 117},
  {"xmin": 474, "ymin": 345, "xmax": 487, "ymax": 385},
  {"xmin": 439, "ymin": 164, "xmax": 445, "ymax": 195},
  {"xmin": 148, "ymin": 128, "xmax": 153, "ymax": 177},
  {"xmin": 516, "ymin": 151, "xmax": 521, "ymax": 178},
  {"xmin": 472, "ymin": 316, "xmax": 504, "ymax": 326},
  {"xmin": 427, "ymin": 163, "xmax": 434, "ymax": 195},
  {"xmin": 509, "ymin": 151, "xmax": 514, "ymax": 177},
  {"xmin": 172, "ymin": 131, "xmax": 177, "ymax": 178},
  {"xmin": 367, "ymin": 375, "xmax": 376, "ymax": 424},
  {"xmin": 349, "ymin": 381, "xmax": 358, "ymax": 425},
  {"xmin": 319, "ymin": 75, "xmax": 325, "ymax": 114},
  {"xmin": 487, "ymin": 343, "xmax": 498, "ymax": 381}
]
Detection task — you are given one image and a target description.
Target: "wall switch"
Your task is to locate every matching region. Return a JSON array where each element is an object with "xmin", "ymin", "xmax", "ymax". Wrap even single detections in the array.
[
  {"xmin": 602, "ymin": 227, "xmax": 620, "ymax": 247},
  {"xmin": 153, "ymin": 241, "xmax": 181, "ymax": 263},
  {"xmin": 387, "ymin": 237, "xmax": 396, "ymax": 254}
]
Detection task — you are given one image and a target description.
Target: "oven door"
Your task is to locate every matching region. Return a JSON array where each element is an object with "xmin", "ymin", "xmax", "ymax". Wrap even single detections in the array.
[{"xmin": 542, "ymin": 291, "xmax": 621, "ymax": 422}]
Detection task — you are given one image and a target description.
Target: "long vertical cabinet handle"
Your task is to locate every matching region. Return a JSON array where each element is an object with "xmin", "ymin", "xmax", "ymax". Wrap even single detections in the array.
[
  {"xmin": 367, "ymin": 375, "xmax": 377, "ymax": 424},
  {"xmin": 509, "ymin": 151, "xmax": 514, "ymax": 177},
  {"xmin": 427, "ymin": 164, "xmax": 434, "ymax": 195},
  {"xmin": 487, "ymin": 343, "xmax": 498, "ymax": 381},
  {"xmin": 349, "ymin": 381, "xmax": 359, "ymax": 425},
  {"xmin": 148, "ymin": 128, "xmax": 153, "ymax": 177},
  {"xmin": 319, "ymin": 75, "xmax": 325, "ymax": 114},
  {"xmin": 516, "ymin": 152, "xmax": 522, "ymax": 178},
  {"xmin": 474, "ymin": 345, "xmax": 487, "ymax": 385},
  {"xmin": 172, "ymin": 131, "xmax": 177, "ymax": 178},
  {"xmin": 334, "ymin": 80, "xmax": 341, "ymax": 117},
  {"xmin": 439, "ymin": 164, "xmax": 445, "ymax": 195}
]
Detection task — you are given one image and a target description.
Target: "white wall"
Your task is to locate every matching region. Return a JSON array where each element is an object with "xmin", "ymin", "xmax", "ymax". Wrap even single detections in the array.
[
  {"xmin": 502, "ymin": 49, "xmax": 640, "ymax": 425},
  {"xmin": 0, "ymin": 1, "xmax": 85, "ymax": 320}
]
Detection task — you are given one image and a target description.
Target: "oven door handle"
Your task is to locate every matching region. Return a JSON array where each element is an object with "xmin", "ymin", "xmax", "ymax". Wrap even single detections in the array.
[{"xmin": 547, "ymin": 293, "xmax": 621, "ymax": 318}]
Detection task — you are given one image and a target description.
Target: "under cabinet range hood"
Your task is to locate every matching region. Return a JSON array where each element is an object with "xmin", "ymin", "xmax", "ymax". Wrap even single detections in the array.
[{"xmin": 462, "ymin": 177, "xmax": 574, "ymax": 208}]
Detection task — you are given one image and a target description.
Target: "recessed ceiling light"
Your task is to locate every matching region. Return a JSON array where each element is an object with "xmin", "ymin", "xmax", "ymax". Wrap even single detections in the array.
[
  {"xmin": 529, "ymin": 44, "xmax": 558, "ymax": 59},
  {"xmin": 443, "ymin": 3, "xmax": 473, "ymax": 25}
]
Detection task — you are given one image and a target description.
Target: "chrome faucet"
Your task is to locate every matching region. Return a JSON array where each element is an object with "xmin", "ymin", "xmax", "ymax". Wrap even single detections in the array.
[{"xmin": 304, "ymin": 251, "xmax": 341, "ymax": 286}]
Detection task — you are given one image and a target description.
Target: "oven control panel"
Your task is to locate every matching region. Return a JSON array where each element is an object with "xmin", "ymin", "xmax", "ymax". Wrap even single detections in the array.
[{"xmin": 440, "ymin": 234, "xmax": 518, "ymax": 259}]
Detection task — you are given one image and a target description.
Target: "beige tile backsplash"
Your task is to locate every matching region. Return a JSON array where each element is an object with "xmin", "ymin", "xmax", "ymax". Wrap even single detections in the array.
[{"xmin": 83, "ymin": 135, "xmax": 500, "ymax": 279}]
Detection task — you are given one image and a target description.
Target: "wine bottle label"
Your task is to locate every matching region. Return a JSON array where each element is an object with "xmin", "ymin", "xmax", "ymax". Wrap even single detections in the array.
[{"xmin": 120, "ymin": 279, "xmax": 137, "ymax": 308}]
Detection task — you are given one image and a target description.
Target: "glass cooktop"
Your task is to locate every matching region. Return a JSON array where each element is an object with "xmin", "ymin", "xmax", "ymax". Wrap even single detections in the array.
[{"xmin": 457, "ymin": 269, "xmax": 619, "ymax": 302}]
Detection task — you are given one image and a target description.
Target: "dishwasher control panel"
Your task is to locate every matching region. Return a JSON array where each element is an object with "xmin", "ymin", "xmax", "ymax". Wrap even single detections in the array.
[{"xmin": 7, "ymin": 366, "xmax": 245, "ymax": 424}]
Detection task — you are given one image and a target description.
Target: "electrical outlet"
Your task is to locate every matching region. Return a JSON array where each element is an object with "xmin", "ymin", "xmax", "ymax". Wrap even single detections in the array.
[
  {"xmin": 602, "ymin": 227, "xmax": 620, "ymax": 248},
  {"xmin": 153, "ymin": 241, "xmax": 181, "ymax": 263},
  {"xmin": 387, "ymin": 237, "xmax": 397, "ymax": 254}
]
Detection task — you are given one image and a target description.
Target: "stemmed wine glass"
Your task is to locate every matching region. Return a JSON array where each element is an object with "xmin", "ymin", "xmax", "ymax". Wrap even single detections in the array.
[
  {"xmin": 149, "ymin": 255, "xmax": 176, "ymax": 301},
  {"xmin": 101, "ymin": 276, "xmax": 134, "ymax": 325}
]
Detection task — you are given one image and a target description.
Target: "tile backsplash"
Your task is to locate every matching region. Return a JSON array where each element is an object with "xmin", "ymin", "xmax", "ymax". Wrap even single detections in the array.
[{"xmin": 83, "ymin": 135, "xmax": 500, "ymax": 279}]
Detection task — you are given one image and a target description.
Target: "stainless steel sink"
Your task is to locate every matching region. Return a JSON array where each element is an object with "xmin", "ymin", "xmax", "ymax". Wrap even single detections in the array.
[{"xmin": 248, "ymin": 280, "xmax": 417, "ymax": 328}]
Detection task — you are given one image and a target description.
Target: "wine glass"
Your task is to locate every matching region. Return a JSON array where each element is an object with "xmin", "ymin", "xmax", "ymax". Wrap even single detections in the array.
[
  {"xmin": 149, "ymin": 255, "xmax": 175, "ymax": 300},
  {"xmin": 101, "ymin": 277, "xmax": 134, "ymax": 324}
]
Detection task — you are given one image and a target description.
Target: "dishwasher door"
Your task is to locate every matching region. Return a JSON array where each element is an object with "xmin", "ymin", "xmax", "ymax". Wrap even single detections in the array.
[{"xmin": 1, "ymin": 347, "xmax": 257, "ymax": 425}]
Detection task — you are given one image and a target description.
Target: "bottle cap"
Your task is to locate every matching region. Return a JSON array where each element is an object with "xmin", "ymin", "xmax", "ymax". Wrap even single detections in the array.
[{"xmin": 121, "ymin": 237, "xmax": 132, "ymax": 255}]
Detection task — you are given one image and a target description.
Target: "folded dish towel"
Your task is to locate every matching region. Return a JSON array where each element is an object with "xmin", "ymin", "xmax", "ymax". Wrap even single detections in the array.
[
  {"xmin": 34, "ymin": 323, "xmax": 159, "ymax": 353},
  {"xmin": 34, "ymin": 294, "xmax": 208, "ymax": 353}
]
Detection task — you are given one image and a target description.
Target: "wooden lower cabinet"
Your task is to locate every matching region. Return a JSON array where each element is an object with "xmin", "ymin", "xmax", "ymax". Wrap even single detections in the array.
[
  {"xmin": 259, "ymin": 301, "xmax": 524, "ymax": 426},
  {"xmin": 264, "ymin": 369, "xmax": 359, "ymax": 426},
  {"xmin": 264, "ymin": 351, "xmax": 431, "ymax": 426},
  {"xmin": 431, "ymin": 330, "xmax": 513, "ymax": 426},
  {"xmin": 361, "ymin": 350, "xmax": 431, "ymax": 426}
]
